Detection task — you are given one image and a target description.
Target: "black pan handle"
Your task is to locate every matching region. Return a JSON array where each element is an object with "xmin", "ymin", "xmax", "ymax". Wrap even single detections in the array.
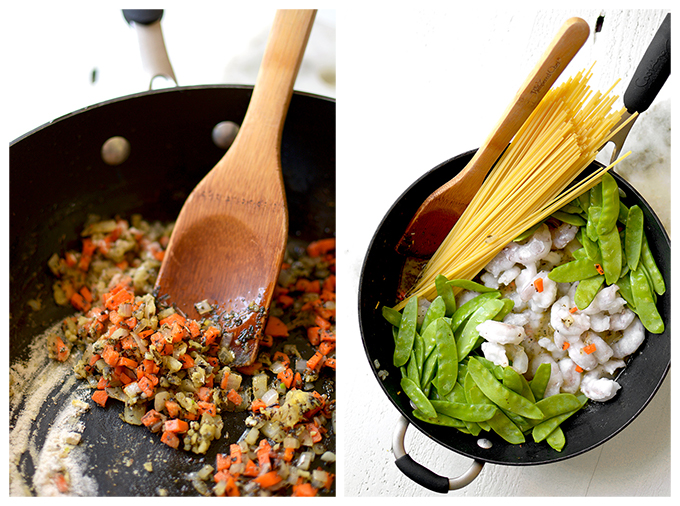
[
  {"xmin": 623, "ymin": 13, "xmax": 670, "ymax": 114},
  {"xmin": 122, "ymin": 9, "xmax": 164, "ymax": 26},
  {"xmin": 392, "ymin": 415, "xmax": 484, "ymax": 493}
]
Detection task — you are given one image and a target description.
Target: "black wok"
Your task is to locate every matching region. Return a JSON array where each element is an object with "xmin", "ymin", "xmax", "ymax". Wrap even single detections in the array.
[
  {"xmin": 358, "ymin": 150, "xmax": 670, "ymax": 493},
  {"xmin": 9, "ymin": 86, "xmax": 335, "ymax": 495}
]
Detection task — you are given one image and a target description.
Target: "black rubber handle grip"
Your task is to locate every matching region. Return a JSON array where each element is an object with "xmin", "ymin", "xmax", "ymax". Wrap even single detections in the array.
[
  {"xmin": 122, "ymin": 9, "xmax": 164, "ymax": 26},
  {"xmin": 623, "ymin": 13, "xmax": 670, "ymax": 114},
  {"xmin": 395, "ymin": 455, "xmax": 449, "ymax": 494}
]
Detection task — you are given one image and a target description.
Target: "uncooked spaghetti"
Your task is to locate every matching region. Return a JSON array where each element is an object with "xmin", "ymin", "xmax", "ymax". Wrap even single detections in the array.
[{"xmin": 401, "ymin": 67, "xmax": 634, "ymax": 306}]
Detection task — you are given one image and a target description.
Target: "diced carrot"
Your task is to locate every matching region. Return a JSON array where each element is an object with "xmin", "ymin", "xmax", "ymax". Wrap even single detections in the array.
[
  {"xmin": 64, "ymin": 251, "xmax": 77, "ymax": 268},
  {"xmin": 216, "ymin": 453, "xmax": 231, "ymax": 471},
  {"xmin": 243, "ymin": 459, "xmax": 259, "ymax": 477},
  {"xmin": 160, "ymin": 430, "xmax": 180, "ymax": 449},
  {"xmin": 569, "ymin": 307, "xmax": 579, "ymax": 314},
  {"xmin": 533, "ymin": 277, "xmax": 544, "ymax": 293},
  {"xmin": 198, "ymin": 401, "xmax": 216, "ymax": 416},
  {"xmin": 324, "ymin": 357, "xmax": 336, "ymax": 369},
  {"xmin": 272, "ymin": 351, "xmax": 290, "ymax": 367},
  {"xmin": 138, "ymin": 375, "xmax": 155, "ymax": 397},
  {"xmin": 52, "ymin": 335, "xmax": 70, "ymax": 362},
  {"xmin": 305, "ymin": 280, "xmax": 321, "ymax": 293},
  {"xmin": 595, "ymin": 263, "xmax": 605, "ymax": 275},
  {"xmin": 278, "ymin": 294, "xmax": 295, "ymax": 308},
  {"xmin": 141, "ymin": 409, "xmax": 162, "ymax": 427},
  {"xmin": 80, "ymin": 285, "xmax": 93, "ymax": 303},
  {"xmin": 79, "ymin": 238, "xmax": 96, "ymax": 271},
  {"xmin": 307, "ymin": 238, "xmax": 335, "ymax": 257},
  {"xmin": 53, "ymin": 472, "xmax": 70, "ymax": 494},
  {"xmin": 165, "ymin": 400, "xmax": 180, "ymax": 418},
  {"xmin": 307, "ymin": 326, "xmax": 321, "ymax": 345},
  {"xmin": 306, "ymin": 422, "xmax": 323, "ymax": 443},
  {"xmin": 159, "ymin": 312, "xmax": 186, "ymax": 328},
  {"xmin": 169, "ymin": 322, "xmax": 186, "ymax": 342},
  {"xmin": 251, "ymin": 399, "xmax": 267, "ymax": 413},
  {"xmin": 277, "ymin": 368, "xmax": 294, "ymax": 389},
  {"xmin": 70, "ymin": 292, "xmax": 91, "ymax": 312},
  {"xmin": 314, "ymin": 314, "xmax": 331, "ymax": 330},
  {"xmin": 224, "ymin": 476, "xmax": 240, "ymax": 496},
  {"xmin": 257, "ymin": 439, "xmax": 272, "ymax": 469},
  {"xmin": 307, "ymin": 351, "xmax": 324, "ymax": 371},
  {"xmin": 196, "ymin": 386, "xmax": 212, "ymax": 402},
  {"xmin": 562, "ymin": 342, "xmax": 570, "ymax": 350},
  {"xmin": 320, "ymin": 329, "xmax": 335, "ymax": 341},
  {"xmin": 319, "ymin": 341, "xmax": 336, "ymax": 356},
  {"xmin": 292, "ymin": 482, "xmax": 317, "ymax": 497},
  {"xmin": 101, "ymin": 345, "xmax": 120, "ymax": 367},
  {"xmin": 254, "ymin": 470, "xmax": 282, "ymax": 488},
  {"xmin": 283, "ymin": 446, "xmax": 295, "ymax": 462},
  {"xmin": 264, "ymin": 316, "xmax": 289, "ymax": 337},
  {"xmin": 583, "ymin": 343, "xmax": 597, "ymax": 354},
  {"xmin": 92, "ymin": 389, "xmax": 108, "ymax": 407},
  {"xmin": 323, "ymin": 274, "xmax": 336, "ymax": 293},
  {"xmin": 230, "ymin": 443, "xmax": 242, "ymax": 465},
  {"xmin": 203, "ymin": 326, "xmax": 220, "ymax": 346},
  {"xmin": 104, "ymin": 287, "xmax": 134, "ymax": 311},
  {"xmin": 227, "ymin": 389, "xmax": 243, "ymax": 406},
  {"xmin": 575, "ymin": 365, "xmax": 584, "ymax": 373},
  {"xmin": 164, "ymin": 418, "xmax": 189, "ymax": 433},
  {"xmin": 178, "ymin": 353, "xmax": 195, "ymax": 369},
  {"xmin": 188, "ymin": 319, "xmax": 201, "ymax": 338},
  {"xmin": 117, "ymin": 356, "xmax": 138, "ymax": 369}
]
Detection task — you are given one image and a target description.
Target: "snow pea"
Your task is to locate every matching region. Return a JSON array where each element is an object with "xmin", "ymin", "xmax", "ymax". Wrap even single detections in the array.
[
  {"xmin": 406, "ymin": 350, "xmax": 420, "ymax": 385},
  {"xmin": 578, "ymin": 229, "xmax": 601, "ymax": 262},
  {"xmin": 574, "ymin": 274, "xmax": 604, "ymax": 310},
  {"xmin": 447, "ymin": 278, "xmax": 498, "ymax": 293},
  {"xmin": 464, "ymin": 373, "xmax": 492, "ymax": 432},
  {"xmin": 430, "ymin": 400, "xmax": 497, "ymax": 422},
  {"xmin": 513, "ymin": 221, "xmax": 542, "ymax": 242},
  {"xmin": 400, "ymin": 377, "xmax": 436, "ymax": 419},
  {"xmin": 502, "ymin": 367, "xmax": 523, "ymax": 395},
  {"xmin": 529, "ymin": 362, "xmax": 551, "ymax": 401},
  {"xmin": 493, "ymin": 298, "xmax": 515, "ymax": 323},
  {"xmin": 616, "ymin": 272, "xmax": 636, "ymax": 310},
  {"xmin": 630, "ymin": 267, "xmax": 664, "ymax": 334},
  {"xmin": 393, "ymin": 296, "xmax": 417, "ymax": 367},
  {"xmin": 548, "ymin": 257, "xmax": 599, "ymax": 283},
  {"xmin": 597, "ymin": 172, "xmax": 619, "ymax": 235},
  {"xmin": 546, "ymin": 426, "xmax": 566, "ymax": 452},
  {"xmin": 456, "ymin": 299, "xmax": 505, "ymax": 360},
  {"xmin": 450, "ymin": 291, "xmax": 501, "ymax": 332},
  {"xmin": 382, "ymin": 305, "xmax": 401, "ymax": 327},
  {"xmin": 534, "ymin": 393, "xmax": 583, "ymax": 419},
  {"xmin": 640, "ymin": 235, "xmax": 665, "ymax": 295},
  {"xmin": 467, "ymin": 357, "xmax": 544, "ymax": 420},
  {"xmin": 420, "ymin": 349, "xmax": 438, "ymax": 393},
  {"xmin": 435, "ymin": 274, "xmax": 457, "ymax": 316},
  {"xmin": 412, "ymin": 409, "xmax": 467, "ymax": 428},
  {"xmin": 552, "ymin": 210, "xmax": 586, "ymax": 227},
  {"xmin": 589, "ymin": 183, "xmax": 602, "ymax": 208},
  {"xmin": 532, "ymin": 406, "xmax": 581, "ymax": 443},
  {"xmin": 586, "ymin": 205, "xmax": 601, "ymax": 242},
  {"xmin": 433, "ymin": 318, "xmax": 458, "ymax": 396},
  {"xmin": 420, "ymin": 295, "xmax": 446, "ymax": 336},
  {"xmin": 624, "ymin": 204, "xmax": 644, "ymax": 271},
  {"xmin": 597, "ymin": 226, "xmax": 622, "ymax": 284},
  {"xmin": 486, "ymin": 409, "xmax": 525, "ymax": 444}
]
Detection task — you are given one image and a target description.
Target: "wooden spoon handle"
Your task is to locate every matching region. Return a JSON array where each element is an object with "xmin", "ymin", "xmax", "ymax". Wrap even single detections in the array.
[
  {"xmin": 450, "ymin": 17, "xmax": 591, "ymax": 194},
  {"xmin": 239, "ymin": 10, "xmax": 317, "ymax": 146}
]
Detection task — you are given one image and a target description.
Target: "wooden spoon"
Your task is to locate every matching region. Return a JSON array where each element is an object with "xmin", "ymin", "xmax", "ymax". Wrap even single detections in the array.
[
  {"xmin": 155, "ymin": 9, "xmax": 317, "ymax": 366},
  {"xmin": 396, "ymin": 17, "xmax": 590, "ymax": 258}
]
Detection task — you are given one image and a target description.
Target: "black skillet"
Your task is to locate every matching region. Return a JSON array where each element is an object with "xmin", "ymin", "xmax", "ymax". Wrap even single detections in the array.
[
  {"xmin": 9, "ymin": 86, "xmax": 335, "ymax": 495},
  {"xmin": 358, "ymin": 150, "xmax": 670, "ymax": 492}
]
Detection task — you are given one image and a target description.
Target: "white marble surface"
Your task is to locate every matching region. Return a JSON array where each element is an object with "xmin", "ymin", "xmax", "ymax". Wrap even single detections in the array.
[{"xmin": 338, "ymin": 7, "xmax": 672, "ymax": 497}]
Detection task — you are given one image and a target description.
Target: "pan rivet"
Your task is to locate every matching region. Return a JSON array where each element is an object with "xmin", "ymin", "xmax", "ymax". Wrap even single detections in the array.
[
  {"xmin": 101, "ymin": 136, "xmax": 131, "ymax": 166},
  {"xmin": 212, "ymin": 121, "xmax": 240, "ymax": 150},
  {"xmin": 477, "ymin": 438, "xmax": 493, "ymax": 449}
]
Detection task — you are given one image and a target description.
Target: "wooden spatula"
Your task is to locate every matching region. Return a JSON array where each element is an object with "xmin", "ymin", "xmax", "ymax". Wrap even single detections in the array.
[
  {"xmin": 396, "ymin": 17, "xmax": 590, "ymax": 258},
  {"xmin": 155, "ymin": 9, "xmax": 317, "ymax": 366}
]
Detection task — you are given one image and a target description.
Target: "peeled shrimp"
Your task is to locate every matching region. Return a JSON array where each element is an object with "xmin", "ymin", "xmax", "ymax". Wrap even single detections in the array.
[
  {"xmin": 580, "ymin": 368, "xmax": 621, "ymax": 401},
  {"xmin": 611, "ymin": 317, "xmax": 645, "ymax": 359},
  {"xmin": 508, "ymin": 224, "xmax": 552, "ymax": 266},
  {"xmin": 476, "ymin": 320, "xmax": 526, "ymax": 345}
]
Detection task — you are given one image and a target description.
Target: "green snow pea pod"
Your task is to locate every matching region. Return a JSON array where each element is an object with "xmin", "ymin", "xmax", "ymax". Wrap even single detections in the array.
[
  {"xmin": 546, "ymin": 426, "xmax": 566, "ymax": 452},
  {"xmin": 487, "ymin": 409, "xmax": 525, "ymax": 444},
  {"xmin": 616, "ymin": 272, "xmax": 636, "ymax": 310},
  {"xmin": 618, "ymin": 201, "xmax": 629, "ymax": 223},
  {"xmin": 532, "ymin": 407, "xmax": 580, "ymax": 443},
  {"xmin": 420, "ymin": 317, "xmax": 438, "ymax": 359},
  {"xmin": 393, "ymin": 296, "xmax": 417, "ymax": 367},
  {"xmin": 640, "ymin": 235, "xmax": 665, "ymax": 295},
  {"xmin": 400, "ymin": 377, "xmax": 436, "ymax": 419},
  {"xmin": 430, "ymin": 400, "xmax": 497, "ymax": 422},
  {"xmin": 624, "ymin": 205, "xmax": 644, "ymax": 271},
  {"xmin": 450, "ymin": 291, "xmax": 501, "ymax": 332},
  {"xmin": 548, "ymin": 258, "xmax": 599, "ymax": 283},
  {"xmin": 420, "ymin": 296, "xmax": 446, "ymax": 336},
  {"xmin": 502, "ymin": 367, "xmax": 524, "ymax": 395},
  {"xmin": 598, "ymin": 226, "xmax": 622, "ymax": 284},
  {"xmin": 560, "ymin": 202, "xmax": 583, "ymax": 214},
  {"xmin": 578, "ymin": 229, "xmax": 601, "ymax": 261},
  {"xmin": 630, "ymin": 267, "xmax": 664, "ymax": 333},
  {"xmin": 475, "ymin": 356, "xmax": 505, "ymax": 381},
  {"xmin": 586, "ymin": 205, "xmax": 601, "ymax": 242},
  {"xmin": 435, "ymin": 274, "xmax": 457, "ymax": 316},
  {"xmin": 464, "ymin": 373, "xmax": 492, "ymax": 431},
  {"xmin": 448, "ymin": 279, "xmax": 500, "ymax": 293},
  {"xmin": 578, "ymin": 192, "xmax": 590, "ymax": 214},
  {"xmin": 494, "ymin": 298, "xmax": 515, "ymax": 321},
  {"xmin": 420, "ymin": 348, "xmax": 437, "ymax": 392},
  {"xmin": 412, "ymin": 409, "xmax": 467, "ymax": 428},
  {"xmin": 552, "ymin": 210, "xmax": 586, "ymax": 227},
  {"xmin": 529, "ymin": 362, "xmax": 551, "ymax": 401},
  {"xmin": 574, "ymin": 274, "xmax": 604, "ymax": 310},
  {"xmin": 433, "ymin": 318, "xmax": 458, "ymax": 396},
  {"xmin": 534, "ymin": 393, "xmax": 583, "ymax": 419},
  {"xmin": 467, "ymin": 357, "xmax": 544, "ymax": 420},
  {"xmin": 597, "ymin": 172, "xmax": 619, "ymax": 235},
  {"xmin": 406, "ymin": 350, "xmax": 420, "ymax": 385},
  {"xmin": 589, "ymin": 182, "xmax": 602, "ymax": 208},
  {"xmin": 456, "ymin": 299, "xmax": 505, "ymax": 360},
  {"xmin": 382, "ymin": 305, "xmax": 401, "ymax": 328}
]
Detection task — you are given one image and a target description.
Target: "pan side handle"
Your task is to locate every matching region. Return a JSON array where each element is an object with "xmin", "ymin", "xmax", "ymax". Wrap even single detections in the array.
[{"xmin": 392, "ymin": 415, "xmax": 484, "ymax": 493}]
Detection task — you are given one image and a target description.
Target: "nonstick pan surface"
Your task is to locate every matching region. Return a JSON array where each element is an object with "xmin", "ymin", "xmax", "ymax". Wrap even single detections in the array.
[
  {"xmin": 358, "ymin": 149, "xmax": 670, "ymax": 467},
  {"xmin": 9, "ymin": 85, "xmax": 335, "ymax": 496}
]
